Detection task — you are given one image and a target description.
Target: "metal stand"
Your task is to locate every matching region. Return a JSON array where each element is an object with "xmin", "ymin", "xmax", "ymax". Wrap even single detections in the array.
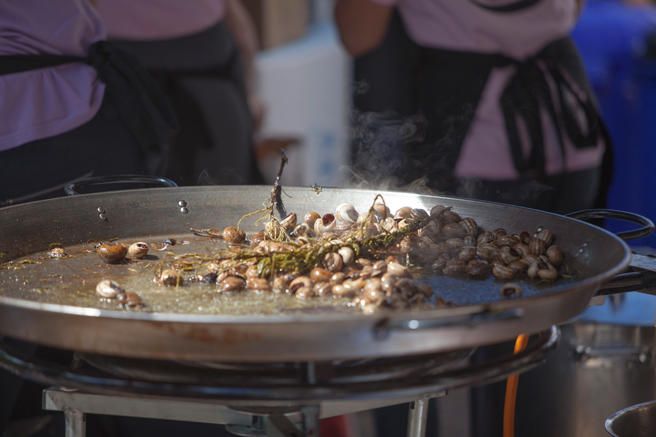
[
  {"xmin": 64, "ymin": 408, "xmax": 85, "ymax": 437},
  {"xmin": 44, "ymin": 388, "xmax": 444, "ymax": 437},
  {"xmin": 0, "ymin": 329, "xmax": 559, "ymax": 437},
  {"xmin": 407, "ymin": 398, "xmax": 429, "ymax": 437}
]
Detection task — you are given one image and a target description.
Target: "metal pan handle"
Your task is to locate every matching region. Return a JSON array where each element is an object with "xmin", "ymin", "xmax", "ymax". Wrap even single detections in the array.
[
  {"xmin": 64, "ymin": 175, "xmax": 177, "ymax": 196},
  {"xmin": 373, "ymin": 308, "xmax": 524, "ymax": 340},
  {"xmin": 566, "ymin": 209, "xmax": 655, "ymax": 241}
]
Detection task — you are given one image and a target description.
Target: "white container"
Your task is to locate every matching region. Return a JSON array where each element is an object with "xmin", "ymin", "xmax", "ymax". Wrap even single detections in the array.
[{"xmin": 255, "ymin": 22, "xmax": 352, "ymax": 187}]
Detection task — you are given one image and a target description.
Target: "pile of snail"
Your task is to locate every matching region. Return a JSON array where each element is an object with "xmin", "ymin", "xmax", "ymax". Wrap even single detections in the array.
[{"xmin": 94, "ymin": 197, "xmax": 565, "ymax": 313}]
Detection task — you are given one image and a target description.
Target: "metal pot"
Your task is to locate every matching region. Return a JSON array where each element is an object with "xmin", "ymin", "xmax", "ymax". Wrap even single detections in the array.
[
  {"xmin": 514, "ymin": 292, "xmax": 656, "ymax": 437},
  {"xmin": 606, "ymin": 399, "xmax": 656, "ymax": 437}
]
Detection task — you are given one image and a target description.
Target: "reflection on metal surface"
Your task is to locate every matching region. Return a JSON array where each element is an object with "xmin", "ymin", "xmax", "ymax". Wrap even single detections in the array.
[{"xmin": 606, "ymin": 400, "xmax": 656, "ymax": 437}]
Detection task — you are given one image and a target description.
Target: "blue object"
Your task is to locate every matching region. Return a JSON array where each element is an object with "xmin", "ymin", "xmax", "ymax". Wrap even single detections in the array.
[
  {"xmin": 572, "ymin": 0, "xmax": 656, "ymax": 247},
  {"xmin": 580, "ymin": 292, "xmax": 656, "ymax": 325}
]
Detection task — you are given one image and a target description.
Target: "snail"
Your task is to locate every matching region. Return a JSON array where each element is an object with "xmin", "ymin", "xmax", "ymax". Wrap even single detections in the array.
[
  {"xmin": 441, "ymin": 222, "xmax": 466, "ymax": 239},
  {"xmin": 410, "ymin": 208, "xmax": 429, "ymax": 222},
  {"xmin": 249, "ymin": 231, "xmax": 266, "ymax": 246},
  {"xmin": 537, "ymin": 263, "xmax": 559, "ymax": 281},
  {"xmin": 96, "ymin": 242, "xmax": 127, "ymax": 264},
  {"xmin": 431, "ymin": 257, "xmax": 448, "ymax": 273},
  {"xmin": 500, "ymin": 283, "xmax": 522, "ymax": 297},
  {"xmin": 492, "ymin": 263, "xmax": 515, "ymax": 280},
  {"xmin": 458, "ymin": 246, "xmax": 476, "ymax": 262},
  {"xmin": 330, "ymin": 272, "xmax": 346, "ymax": 285},
  {"xmin": 314, "ymin": 213, "xmax": 336, "ymax": 234},
  {"xmin": 219, "ymin": 276, "xmax": 246, "ymax": 292},
  {"xmin": 304, "ymin": 211, "xmax": 321, "ymax": 227},
  {"xmin": 332, "ymin": 284, "xmax": 354, "ymax": 297},
  {"xmin": 272, "ymin": 274, "xmax": 294, "ymax": 293},
  {"xmin": 529, "ymin": 238, "xmax": 547, "ymax": 256},
  {"xmin": 443, "ymin": 259, "xmax": 466, "ymax": 276},
  {"xmin": 337, "ymin": 246, "xmax": 355, "ymax": 265},
  {"xmin": 157, "ymin": 269, "xmax": 183, "ymax": 286},
  {"xmin": 222, "ymin": 226, "xmax": 246, "ymax": 244},
  {"xmin": 466, "ymin": 260, "xmax": 491, "ymax": 278},
  {"xmin": 546, "ymin": 245, "xmax": 564, "ymax": 266},
  {"xmin": 291, "ymin": 223, "xmax": 312, "ymax": 238},
  {"xmin": 310, "ymin": 267, "xmax": 332, "ymax": 283},
  {"xmin": 197, "ymin": 271, "xmax": 218, "ymax": 284},
  {"xmin": 394, "ymin": 206, "xmax": 413, "ymax": 221},
  {"xmin": 127, "ymin": 242, "xmax": 149, "ymax": 259},
  {"xmin": 289, "ymin": 276, "xmax": 312, "ymax": 293},
  {"xmin": 96, "ymin": 279, "xmax": 125, "ymax": 299},
  {"xmin": 372, "ymin": 200, "xmax": 390, "ymax": 220},
  {"xmin": 280, "ymin": 213, "xmax": 297, "ymax": 232},
  {"xmin": 313, "ymin": 282, "xmax": 332, "ymax": 296},
  {"xmin": 441, "ymin": 210, "xmax": 462, "ymax": 224},
  {"xmin": 371, "ymin": 260, "xmax": 387, "ymax": 277},
  {"xmin": 429, "ymin": 204, "xmax": 448, "ymax": 218},
  {"xmin": 386, "ymin": 261, "xmax": 408, "ymax": 277},
  {"xmin": 119, "ymin": 291, "xmax": 144, "ymax": 309},
  {"xmin": 477, "ymin": 231, "xmax": 495, "ymax": 245},
  {"xmin": 359, "ymin": 265, "xmax": 374, "ymax": 280},
  {"xmin": 335, "ymin": 203, "xmax": 360, "ymax": 226},
  {"xmin": 323, "ymin": 252, "xmax": 344, "ymax": 272},
  {"xmin": 535, "ymin": 229, "xmax": 555, "ymax": 246},
  {"xmin": 460, "ymin": 218, "xmax": 478, "ymax": 236},
  {"xmin": 247, "ymin": 277, "xmax": 271, "ymax": 292},
  {"xmin": 295, "ymin": 286, "xmax": 314, "ymax": 299}
]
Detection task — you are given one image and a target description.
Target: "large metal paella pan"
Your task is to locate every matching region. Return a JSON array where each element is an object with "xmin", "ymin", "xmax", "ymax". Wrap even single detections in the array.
[{"xmin": 0, "ymin": 186, "xmax": 650, "ymax": 362}]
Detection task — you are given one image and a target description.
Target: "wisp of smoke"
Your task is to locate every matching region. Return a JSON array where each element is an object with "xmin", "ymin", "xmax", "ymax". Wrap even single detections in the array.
[
  {"xmin": 347, "ymin": 109, "xmax": 433, "ymax": 192},
  {"xmin": 196, "ymin": 169, "xmax": 217, "ymax": 186}
]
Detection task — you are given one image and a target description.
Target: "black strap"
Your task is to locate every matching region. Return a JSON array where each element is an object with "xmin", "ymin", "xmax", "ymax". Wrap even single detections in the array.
[
  {"xmin": 86, "ymin": 41, "xmax": 178, "ymax": 156},
  {"xmin": 496, "ymin": 39, "xmax": 603, "ymax": 179},
  {"xmin": 0, "ymin": 54, "xmax": 82, "ymax": 75}
]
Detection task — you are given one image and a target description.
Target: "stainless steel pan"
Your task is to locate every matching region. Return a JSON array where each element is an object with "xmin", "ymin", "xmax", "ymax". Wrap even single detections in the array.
[{"xmin": 0, "ymin": 186, "xmax": 652, "ymax": 362}]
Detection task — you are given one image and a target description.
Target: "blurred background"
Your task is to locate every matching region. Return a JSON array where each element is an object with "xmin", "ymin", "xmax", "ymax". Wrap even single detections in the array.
[
  {"xmin": 252, "ymin": 0, "xmax": 656, "ymax": 245},
  {"xmin": 3, "ymin": 1, "xmax": 656, "ymax": 436}
]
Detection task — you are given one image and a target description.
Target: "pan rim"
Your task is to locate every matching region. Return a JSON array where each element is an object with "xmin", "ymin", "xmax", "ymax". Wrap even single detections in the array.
[{"xmin": 0, "ymin": 186, "xmax": 632, "ymax": 325}]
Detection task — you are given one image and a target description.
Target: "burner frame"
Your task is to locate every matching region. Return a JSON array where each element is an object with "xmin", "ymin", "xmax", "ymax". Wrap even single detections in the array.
[{"xmin": 0, "ymin": 327, "xmax": 558, "ymax": 437}]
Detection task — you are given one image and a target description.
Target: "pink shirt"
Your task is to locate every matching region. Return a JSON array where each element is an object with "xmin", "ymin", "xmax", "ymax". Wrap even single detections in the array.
[
  {"xmin": 0, "ymin": 0, "xmax": 105, "ymax": 152},
  {"xmin": 95, "ymin": 0, "xmax": 226, "ymax": 41},
  {"xmin": 369, "ymin": 0, "xmax": 603, "ymax": 179}
]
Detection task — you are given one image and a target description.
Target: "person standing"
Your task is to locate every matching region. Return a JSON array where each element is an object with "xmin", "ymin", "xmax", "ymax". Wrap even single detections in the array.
[
  {"xmin": 335, "ymin": 2, "xmax": 611, "ymax": 436},
  {"xmin": 0, "ymin": 0, "xmax": 177, "ymax": 207},
  {"xmin": 94, "ymin": 0, "xmax": 264, "ymax": 186},
  {"xmin": 336, "ymin": 0, "xmax": 609, "ymax": 213},
  {"xmin": 0, "ymin": 0, "xmax": 178, "ymax": 432}
]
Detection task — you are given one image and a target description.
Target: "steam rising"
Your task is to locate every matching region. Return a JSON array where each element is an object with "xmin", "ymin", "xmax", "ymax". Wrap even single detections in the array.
[{"xmin": 348, "ymin": 109, "xmax": 434, "ymax": 193}]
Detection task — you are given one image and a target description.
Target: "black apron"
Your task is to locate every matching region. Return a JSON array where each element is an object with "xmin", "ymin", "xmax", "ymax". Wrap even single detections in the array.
[
  {"xmin": 353, "ymin": 11, "xmax": 612, "ymax": 213},
  {"xmin": 109, "ymin": 22, "xmax": 264, "ymax": 186}
]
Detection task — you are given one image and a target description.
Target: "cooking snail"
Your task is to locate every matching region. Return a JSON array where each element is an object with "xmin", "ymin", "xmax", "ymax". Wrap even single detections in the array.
[{"xmin": 51, "ymin": 185, "xmax": 569, "ymax": 314}]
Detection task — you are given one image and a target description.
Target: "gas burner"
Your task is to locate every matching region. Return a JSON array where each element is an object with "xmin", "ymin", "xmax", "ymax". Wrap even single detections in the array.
[
  {"xmin": 1, "ymin": 328, "xmax": 558, "ymax": 436},
  {"xmin": 0, "ymin": 328, "xmax": 557, "ymax": 403}
]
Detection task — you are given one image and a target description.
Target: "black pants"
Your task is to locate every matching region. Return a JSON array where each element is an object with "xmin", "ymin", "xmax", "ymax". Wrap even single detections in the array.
[{"xmin": 0, "ymin": 96, "xmax": 146, "ymax": 205}]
